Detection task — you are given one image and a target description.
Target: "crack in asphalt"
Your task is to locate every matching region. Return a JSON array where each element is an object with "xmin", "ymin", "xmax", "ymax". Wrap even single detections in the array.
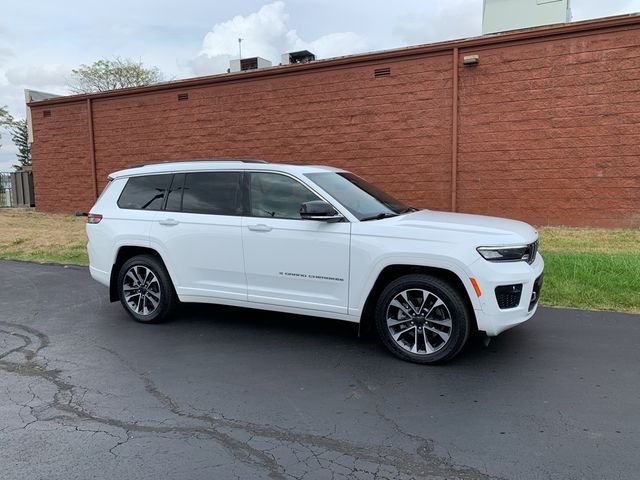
[{"xmin": 0, "ymin": 320, "xmax": 502, "ymax": 480}]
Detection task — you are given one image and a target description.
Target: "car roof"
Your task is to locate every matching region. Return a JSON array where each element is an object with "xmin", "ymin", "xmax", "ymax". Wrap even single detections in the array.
[{"xmin": 108, "ymin": 160, "xmax": 345, "ymax": 179}]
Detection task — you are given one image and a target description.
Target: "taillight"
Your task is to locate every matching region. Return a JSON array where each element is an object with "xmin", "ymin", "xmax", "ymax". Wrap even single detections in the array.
[{"xmin": 87, "ymin": 213, "xmax": 103, "ymax": 224}]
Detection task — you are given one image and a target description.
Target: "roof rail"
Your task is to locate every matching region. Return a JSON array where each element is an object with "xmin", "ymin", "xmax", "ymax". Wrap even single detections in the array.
[{"xmin": 126, "ymin": 159, "xmax": 268, "ymax": 168}]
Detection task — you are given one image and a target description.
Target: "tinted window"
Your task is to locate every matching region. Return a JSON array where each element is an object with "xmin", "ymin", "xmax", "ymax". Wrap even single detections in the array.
[
  {"xmin": 305, "ymin": 172, "xmax": 410, "ymax": 220},
  {"xmin": 250, "ymin": 173, "xmax": 320, "ymax": 219},
  {"xmin": 165, "ymin": 173, "xmax": 185, "ymax": 212},
  {"xmin": 117, "ymin": 174, "xmax": 171, "ymax": 210},
  {"xmin": 182, "ymin": 172, "xmax": 242, "ymax": 215}
]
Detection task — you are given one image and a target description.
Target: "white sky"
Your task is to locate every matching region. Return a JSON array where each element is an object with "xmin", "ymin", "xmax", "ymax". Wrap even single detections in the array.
[{"xmin": 1, "ymin": 0, "xmax": 639, "ymax": 170}]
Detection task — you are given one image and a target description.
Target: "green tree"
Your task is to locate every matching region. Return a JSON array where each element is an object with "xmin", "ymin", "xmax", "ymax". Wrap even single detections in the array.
[
  {"xmin": 0, "ymin": 109, "xmax": 31, "ymax": 170},
  {"xmin": 7, "ymin": 119, "xmax": 30, "ymax": 169},
  {"xmin": 68, "ymin": 57, "xmax": 164, "ymax": 93}
]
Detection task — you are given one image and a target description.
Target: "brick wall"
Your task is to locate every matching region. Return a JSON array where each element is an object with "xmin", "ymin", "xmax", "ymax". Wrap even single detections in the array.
[
  {"xmin": 29, "ymin": 17, "xmax": 640, "ymax": 227},
  {"xmin": 457, "ymin": 27, "xmax": 640, "ymax": 227},
  {"xmin": 30, "ymin": 102, "xmax": 95, "ymax": 213}
]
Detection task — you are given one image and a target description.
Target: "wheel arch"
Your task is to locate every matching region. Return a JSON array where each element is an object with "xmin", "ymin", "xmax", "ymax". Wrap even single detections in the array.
[
  {"xmin": 359, "ymin": 264, "xmax": 478, "ymax": 334},
  {"xmin": 109, "ymin": 246, "xmax": 170, "ymax": 302}
]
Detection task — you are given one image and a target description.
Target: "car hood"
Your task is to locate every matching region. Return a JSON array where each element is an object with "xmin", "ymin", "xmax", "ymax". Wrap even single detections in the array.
[{"xmin": 360, "ymin": 210, "xmax": 538, "ymax": 245}]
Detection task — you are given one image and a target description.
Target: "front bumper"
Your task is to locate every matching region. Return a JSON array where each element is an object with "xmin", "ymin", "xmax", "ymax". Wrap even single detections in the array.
[{"xmin": 471, "ymin": 253, "xmax": 545, "ymax": 336}]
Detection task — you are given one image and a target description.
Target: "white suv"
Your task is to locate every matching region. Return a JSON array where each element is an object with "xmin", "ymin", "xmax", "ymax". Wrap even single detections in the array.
[{"xmin": 87, "ymin": 161, "xmax": 543, "ymax": 364}]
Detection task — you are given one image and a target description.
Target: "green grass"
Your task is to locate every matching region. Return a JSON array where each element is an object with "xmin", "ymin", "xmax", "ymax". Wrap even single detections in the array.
[
  {"xmin": 538, "ymin": 228, "xmax": 640, "ymax": 313},
  {"xmin": 0, "ymin": 243, "xmax": 89, "ymax": 266},
  {"xmin": 540, "ymin": 251, "xmax": 640, "ymax": 312}
]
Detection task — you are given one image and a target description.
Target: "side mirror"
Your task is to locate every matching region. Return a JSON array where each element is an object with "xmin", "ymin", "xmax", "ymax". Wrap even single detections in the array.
[{"xmin": 300, "ymin": 201, "xmax": 344, "ymax": 222}]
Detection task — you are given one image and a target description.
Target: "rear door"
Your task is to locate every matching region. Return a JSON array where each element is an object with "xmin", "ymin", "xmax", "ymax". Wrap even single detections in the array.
[
  {"xmin": 241, "ymin": 172, "xmax": 351, "ymax": 315},
  {"xmin": 149, "ymin": 171, "xmax": 247, "ymax": 302}
]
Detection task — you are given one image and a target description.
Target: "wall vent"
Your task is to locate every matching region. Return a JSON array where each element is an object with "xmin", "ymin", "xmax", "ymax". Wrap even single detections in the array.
[
  {"xmin": 177, "ymin": 93, "xmax": 189, "ymax": 101},
  {"xmin": 374, "ymin": 67, "xmax": 391, "ymax": 78},
  {"xmin": 43, "ymin": 110, "xmax": 52, "ymax": 117}
]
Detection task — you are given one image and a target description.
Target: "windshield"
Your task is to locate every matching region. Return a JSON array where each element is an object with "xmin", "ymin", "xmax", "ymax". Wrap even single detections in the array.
[{"xmin": 305, "ymin": 172, "xmax": 412, "ymax": 221}]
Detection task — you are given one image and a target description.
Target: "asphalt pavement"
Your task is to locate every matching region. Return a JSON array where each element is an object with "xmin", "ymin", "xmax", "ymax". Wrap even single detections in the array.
[{"xmin": 0, "ymin": 260, "xmax": 638, "ymax": 480}]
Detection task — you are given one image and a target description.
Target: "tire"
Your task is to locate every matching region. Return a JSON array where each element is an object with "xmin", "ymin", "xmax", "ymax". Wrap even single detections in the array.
[
  {"xmin": 117, "ymin": 254, "xmax": 177, "ymax": 323},
  {"xmin": 374, "ymin": 274, "xmax": 471, "ymax": 364}
]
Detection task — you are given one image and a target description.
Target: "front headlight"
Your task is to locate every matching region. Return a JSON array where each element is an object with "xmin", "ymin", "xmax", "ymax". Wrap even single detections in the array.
[{"xmin": 477, "ymin": 245, "xmax": 530, "ymax": 262}]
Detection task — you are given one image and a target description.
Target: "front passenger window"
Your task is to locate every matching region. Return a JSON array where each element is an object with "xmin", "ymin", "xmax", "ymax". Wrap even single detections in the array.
[{"xmin": 250, "ymin": 173, "xmax": 320, "ymax": 219}]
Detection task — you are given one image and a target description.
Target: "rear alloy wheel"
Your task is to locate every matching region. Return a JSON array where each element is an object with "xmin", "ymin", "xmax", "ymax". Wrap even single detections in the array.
[
  {"xmin": 117, "ymin": 255, "xmax": 176, "ymax": 323},
  {"xmin": 375, "ymin": 274, "xmax": 471, "ymax": 364}
]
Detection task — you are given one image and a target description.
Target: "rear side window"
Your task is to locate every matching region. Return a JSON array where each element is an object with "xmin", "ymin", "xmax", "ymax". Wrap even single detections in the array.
[
  {"xmin": 117, "ymin": 174, "xmax": 171, "ymax": 210},
  {"xmin": 182, "ymin": 172, "xmax": 242, "ymax": 215}
]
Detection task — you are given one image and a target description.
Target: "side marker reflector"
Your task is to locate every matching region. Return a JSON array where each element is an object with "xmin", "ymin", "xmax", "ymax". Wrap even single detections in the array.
[{"xmin": 470, "ymin": 277, "xmax": 482, "ymax": 297}]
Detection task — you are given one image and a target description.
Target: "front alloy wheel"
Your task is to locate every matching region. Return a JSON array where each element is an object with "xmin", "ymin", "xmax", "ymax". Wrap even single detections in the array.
[
  {"xmin": 386, "ymin": 288, "xmax": 452, "ymax": 355},
  {"xmin": 375, "ymin": 274, "xmax": 471, "ymax": 364}
]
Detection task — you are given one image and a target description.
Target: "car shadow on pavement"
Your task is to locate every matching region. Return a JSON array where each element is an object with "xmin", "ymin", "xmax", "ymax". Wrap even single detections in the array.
[{"xmin": 149, "ymin": 301, "xmax": 535, "ymax": 368}]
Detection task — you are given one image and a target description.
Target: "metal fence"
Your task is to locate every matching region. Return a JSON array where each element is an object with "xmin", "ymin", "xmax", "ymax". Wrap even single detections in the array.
[
  {"xmin": 0, "ymin": 172, "xmax": 12, "ymax": 207},
  {"xmin": 0, "ymin": 169, "xmax": 35, "ymax": 208}
]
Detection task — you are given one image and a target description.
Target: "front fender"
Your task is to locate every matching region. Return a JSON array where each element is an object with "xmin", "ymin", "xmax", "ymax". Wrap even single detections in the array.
[{"xmin": 348, "ymin": 254, "xmax": 481, "ymax": 317}]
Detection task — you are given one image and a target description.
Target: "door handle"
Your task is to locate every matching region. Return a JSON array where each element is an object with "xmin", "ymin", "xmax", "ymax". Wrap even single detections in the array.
[
  {"xmin": 159, "ymin": 218, "xmax": 179, "ymax": 226},
  {"xmin": 247, "ymin": 224, "xmax": 272, "ymax": 232}
]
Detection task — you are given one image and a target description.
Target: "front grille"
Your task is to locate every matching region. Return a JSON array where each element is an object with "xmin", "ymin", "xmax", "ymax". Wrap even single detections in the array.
[
  {"xmin": 495, "ymin": 284, "xmax": 523, "ymax": 309},
  {"xmin": 524, "ymin": 240, "xmax": 539, "ymax": 265},
  {"xmin": 529, "ymin": 274, "xmax": 544, "ymax": 311}
]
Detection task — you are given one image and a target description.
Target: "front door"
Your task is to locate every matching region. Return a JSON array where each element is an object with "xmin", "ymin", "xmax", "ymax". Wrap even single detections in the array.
[{"xmin": 241, "ymin": 172, "xmax": 350, "ymax": 315}]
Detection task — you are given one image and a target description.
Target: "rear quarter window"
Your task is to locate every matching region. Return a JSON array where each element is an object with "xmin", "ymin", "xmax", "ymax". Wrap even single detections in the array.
[{"xmin": 117, "ymin": 174, "xmax": 172, "ymax": 210}]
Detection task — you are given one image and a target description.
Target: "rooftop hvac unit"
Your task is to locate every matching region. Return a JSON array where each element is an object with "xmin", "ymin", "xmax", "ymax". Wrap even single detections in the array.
[
  {"xmin": 482, "ymin": 0, "xmax": 572, "ymax": 35},
  {"xmin": 281, "ymin": 50, "xmax": 316, "ymax": 65},
  {"xmin": 229, "ymin": 57, "xmax": 272, "ymax": 73}
]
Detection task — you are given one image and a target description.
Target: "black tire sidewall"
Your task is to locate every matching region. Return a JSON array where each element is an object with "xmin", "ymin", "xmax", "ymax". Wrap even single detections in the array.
[
  {"xmin": 374, "ymin": 274, "xmax": 471, "ymax": 364},
  {"xmin": 117, "ymin": 255, "xmax": 175, "ymax": 323}
]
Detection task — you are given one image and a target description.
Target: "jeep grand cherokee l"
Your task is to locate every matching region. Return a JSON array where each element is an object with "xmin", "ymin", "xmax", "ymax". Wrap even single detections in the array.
[{"xmin": 87, "ymin": 161, "xmax": 544, "ymax": 364}]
